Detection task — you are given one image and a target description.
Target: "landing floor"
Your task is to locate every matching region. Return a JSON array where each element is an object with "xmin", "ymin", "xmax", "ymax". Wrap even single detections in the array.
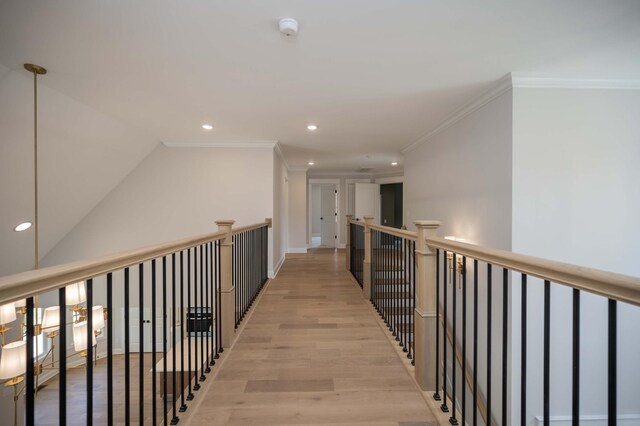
[{"xmin": 186, "ymin": 248, "xmax": 435, "ymax": 426}]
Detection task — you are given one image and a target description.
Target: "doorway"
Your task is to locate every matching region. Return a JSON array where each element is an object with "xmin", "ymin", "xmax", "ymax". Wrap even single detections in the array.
[
  {"xmin": 380, "ymin": 183, "xmax": 403, "ymax": 228},
  {"xmin": 310, "ymin": 183, "xmax": 337, "ymax": 248}
]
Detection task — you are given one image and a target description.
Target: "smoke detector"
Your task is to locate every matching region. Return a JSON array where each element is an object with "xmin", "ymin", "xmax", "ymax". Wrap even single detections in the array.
[{"xmin": 279, "ymin": 18, "xmax": 299, "ymax": 36}]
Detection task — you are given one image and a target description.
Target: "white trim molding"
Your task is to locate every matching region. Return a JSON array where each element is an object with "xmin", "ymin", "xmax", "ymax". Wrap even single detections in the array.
[
  {"xmin": 162, "ymin": 140, "xmax": 278, "ymax": 149},
  {"xmin": 511, "ymin": 73, "xmax": 640, "ymax": 90},
  {"xmin": 402, "ymin": 74, "xmax": 513, "ymax": 154},
  {"xmin": 287, "ymin": 247, "xmax": 308, "ymax": 254},
  {"xmin": 402, "ymin": 72, "xmax": 640, "ymax": 154},
  {"xmin": 269, "ymin": 254, "xmax": 285, "ymax": 278},
  {"xmin": 535, "ymin": 414, "xmax": 640, "ymax": 425}
]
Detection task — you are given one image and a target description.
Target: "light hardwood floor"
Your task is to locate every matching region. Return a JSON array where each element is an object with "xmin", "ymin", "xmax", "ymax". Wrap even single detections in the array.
[{"xmin": 185, "ymin": 248, "xmax": 436, "ymax": 426}]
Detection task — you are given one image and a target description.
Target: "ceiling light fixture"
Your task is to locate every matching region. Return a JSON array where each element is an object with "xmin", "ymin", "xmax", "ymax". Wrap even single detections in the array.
[
  {"xmin": 308, "ymin": 162, "xmax": 315, "ymax": 166},
  {"xmin": 202, "ymin": 124, "xmax": 213, "ymax": 130},
  {"xmin": 391, "ymin": 162, "xmax": 398, "ymax": 166},
  {"xmin": 306, "ymin": 124, "xmax": 318, "ymax": 131},
  {"xmin": 279, "ymin": 18, "xmax": 299, "ymax": 37},
  {"xmin": 14, "ymin": 222, "xmax": 32, "ymax": 232}
]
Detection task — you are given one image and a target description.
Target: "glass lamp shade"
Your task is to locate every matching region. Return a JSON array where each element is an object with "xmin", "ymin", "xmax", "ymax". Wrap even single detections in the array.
[
  {"xmin": 91, "ymin": 305, "xmax": 105, "ymax": 331},
  {"xmin": 0, "ymin": 340, "xmax": 27, "ymax": 379},
  {"xmin": 65, "ymin": 282, "xmax": 86, "ymax": 306},
  {"xmin": 0, "ymin": 303, "xmax": 17, "ymax": 325},
  {"xmin": 14, "ymin": 299, "xmax": 26, "ymax": 308},
  {"xmin": 72, "ymin": 321, "xmax": 96, "ymax": 352},
  {"xmin": 42, "ymin": 306, "xmax": 61, "ymax": 332}
]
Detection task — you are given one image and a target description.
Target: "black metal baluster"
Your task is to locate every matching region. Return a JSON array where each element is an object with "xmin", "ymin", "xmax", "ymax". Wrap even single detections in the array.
[
  {"xmin": 209, "ymin": 242, "xmax": 217, "ymax": 365},
  {"xmin": 608, "ymin": 298, "xmax": 617, "ymax": 426},
  {"xmin": 205, "ymin": 243, "xmax": 211, "ymax": 372},
  {"xmin": 521, "ymin": 274, "xmax": 527, "ymax": 426},
  {"xmin": 86, "ymin": 278, "xmax": 93, "ymax": 426},
  {"xmin": 193, "ymin": 246, "xmax": 200, "ymax": 391},
  {"xmin": 233, "ymin": 235, "xmax": 237, "ymax": 328},
  {"xmin": 179, "ymin": 251, "xmax": 187, "ymax": 412},
  {"xmin": 26, "ymin": 296, "xmax": 35, "ymax": 426},
  {"xmin": 162, "ymin": 258, "xmax": 168, "ymax": 425},
  {"xmin": 59, "ymin": 286, "xmax": 67, "ymax": 426},
  {"xmin": 487, "ymin": 264, "xmax": 492, "ymax": 424},
  {"xmin": 450, "ymin": 254, "xmax": 458, "ymax": 425},
  {"xmin": 199, "ymin": 245, "xmax": 205, "ymax": 383},
  {"xmin": 543, "ymin": 279, "xmax": 550, "ymax": 426},
  {"xmin": 572, "ymin": 288, "xmax": 580, "ymax": 426},
  {"xmin": 411, "ymin": 240, "xmax": 416, "ymax": 365},
  {"xmin": 187, "ymin": 249, "xmax": 194, "ymax": 400},
  {"xmin": 403, "ymin": 238, "xmax": 408, "ymax": 352},
  {"xmin": 462, "ymin": 256, "xmax": 467, "ymax": 425},
  {"xmin": 473, "ymin": 260, "xmax": 478, "ymax": 426},
  {"xmin": 138, "ymin": 264, "xmax": 144, "ymax": 426},
  {"xmin": 502, "ymin": 268, "xmax": 508, "ymax": 426},
  {"xmin": 124, "ymin": 268, "xmax": 131, "ymax": 426},
  {"xmin": 216, "ymin": 240, "xmax": 223, "ymax": 356},
  {"xmin": 441, "ymin": 251, "xmax": 449, "ymax": 413},
  {"xmin": 152, "ymin": 260, "xmax": 158, "ymax": 423},
  {"xmin": 171, "ymin": 253, "xmax": 179, "ymax": 424}
]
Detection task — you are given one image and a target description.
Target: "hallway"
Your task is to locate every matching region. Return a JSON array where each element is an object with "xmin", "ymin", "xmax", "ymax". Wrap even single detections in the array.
[{"xmin": 185, "ymin": 249, "xmax": 435, "ymax": 425}]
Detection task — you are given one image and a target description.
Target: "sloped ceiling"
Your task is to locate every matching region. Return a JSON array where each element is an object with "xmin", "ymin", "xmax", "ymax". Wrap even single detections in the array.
[
  {"xmin": 0, "ymin": 1, "xmax": 639, "ymax": 275},
  {"xmin": 0, "ymin": 63, "xmax": 158, "ymax": 276}
]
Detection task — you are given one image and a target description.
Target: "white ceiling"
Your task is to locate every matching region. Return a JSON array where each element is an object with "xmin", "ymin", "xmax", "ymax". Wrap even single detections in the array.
[
  {"xmin": 1, "ymin": 0, "xmax": 639, "ymax": 174},
  {"xmin": 0, "ymin": 1, "xmax": 639, "ymax": 275}
]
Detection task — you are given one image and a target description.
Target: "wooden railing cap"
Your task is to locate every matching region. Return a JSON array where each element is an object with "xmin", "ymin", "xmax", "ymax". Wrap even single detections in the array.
[
  {"xmin": 215, "ymin": 219, "xmax": 236, "ymax": 226},
  {"xmin": 413, "ymin": 220, "xmax": 442, "ymax": 228}
]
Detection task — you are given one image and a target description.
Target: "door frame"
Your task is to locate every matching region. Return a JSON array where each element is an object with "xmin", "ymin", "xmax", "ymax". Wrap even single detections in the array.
[{"xmin": 308, "ymin": 179, "xmax": 341, "ymax": 248}]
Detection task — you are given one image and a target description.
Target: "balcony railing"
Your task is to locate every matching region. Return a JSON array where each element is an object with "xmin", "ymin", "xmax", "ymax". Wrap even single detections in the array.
[
  {"xmin": 346, "ymin": 217, "xmax": 640, "ymax": 426},
  {"xmin": 0, "ymin": 218, "xmax": 271, "ymax": 426}
]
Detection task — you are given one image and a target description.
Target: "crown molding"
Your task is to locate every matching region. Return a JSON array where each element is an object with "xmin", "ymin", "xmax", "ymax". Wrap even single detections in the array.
[
  {"xmin": 510, "ymin": 73, "xmax": 640, "ymax": 90},
  {"xmin": 288, "ymin": 167, "xmax": 309, "ymax": 173},
  {"xmin": 273, "ymin": 142, "xmax": 292, "ymax": 171},
  {"xmin": 162, "ymin": 140, "xmax": 278, "ymax": 149},
  {"xmin": 402, "ymin": 74, "xmax": 513, "ymax": 154}
]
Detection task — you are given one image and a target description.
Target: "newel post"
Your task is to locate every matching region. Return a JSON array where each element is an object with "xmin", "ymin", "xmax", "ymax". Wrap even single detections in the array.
[
  {"xmin": 413, "ymin": 220, "xmax": 442, "ymax": 391},
  {"xmin": 346, "ymin": 214, "xmax": 353, "ymax": 270},
  {"xmin": 216, "ymin": 219, "xmax": 236, "ymax": 348},
  {"xmin": 363, "ymin": 215, "xmax": 374, "ymax": 299}
]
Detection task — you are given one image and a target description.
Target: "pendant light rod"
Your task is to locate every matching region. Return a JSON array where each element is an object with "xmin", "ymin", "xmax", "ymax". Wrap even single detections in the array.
[{"xmin": 24, "ymin": 64, "xmax": 47, "ymax": 271}]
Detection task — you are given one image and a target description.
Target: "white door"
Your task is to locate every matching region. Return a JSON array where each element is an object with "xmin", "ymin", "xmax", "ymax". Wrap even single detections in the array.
[
  {"xmin": 126, "ymin": 308, "xmax": 166, "ymax": 352},
  {"xmin": 355, "ymin": 183, "xmax": 380, "ymax": 223},
  {"xmin": 320, "ymin": 186, "xmax": 336, "ymax": 247}
]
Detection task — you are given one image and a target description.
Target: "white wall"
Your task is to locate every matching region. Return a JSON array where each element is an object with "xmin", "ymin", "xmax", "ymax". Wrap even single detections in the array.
[
  {"xmin": 403, "ymin": 89, "xmax": 513, "ymax": 423},
  {"xmin": 404, "ymin": 89, "xmax": 513, "ymax": 248},
  {"xmin": 511, "ymin": 88, "xmax": 640, "ymax": 424},
  {"xmin": 288, "ymin": 171, "xmax": 308, "ymax": 252},
  {"xmin": 40, "ymin": 144, "xmax": 275, "ymax": 353},
  {"xmin": 272, "ymin": 149, "xmax": 288, "ymax": 275},
  {"xmin": 0, "ymin": 63, "xmax": 157, "ymax": 277}
]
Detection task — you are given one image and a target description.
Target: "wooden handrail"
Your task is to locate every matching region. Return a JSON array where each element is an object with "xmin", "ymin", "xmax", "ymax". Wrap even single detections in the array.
[
  {"xmin": 231, "ymin": 221, "xmax": 270, "ymax": 236},
  {"xmin": 0, "ymin": 223, "xmax": 270, "ymax": 305},
  {"xmin": 368, "ymin": 223, "xmax": 417, "ymax": 241},
  {"xmin": 426, "ymin": 236, "xmax": 640, "ymax": 307},
  {"xmin": 349, "ymin": 220, "xmax": 364, "ymax": 227}
]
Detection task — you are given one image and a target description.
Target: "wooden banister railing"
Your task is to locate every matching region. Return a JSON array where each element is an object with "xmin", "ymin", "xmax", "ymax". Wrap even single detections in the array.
[
  {"xmin": 347, "ymin": 218, "xmax": 640, "ymax": 425},
  {"xmin": 0, "ymin": 218, "xmax": 271, "ymax": 426},
  {"xmin": 0, "ymin": 230, "xmax": 227, "ymax": 306},
  {"xmin": 426, "ymin": 236, "xmax": 640, "ymax": 307}
]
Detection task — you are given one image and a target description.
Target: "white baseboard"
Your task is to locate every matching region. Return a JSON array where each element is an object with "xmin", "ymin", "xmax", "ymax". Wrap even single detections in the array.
[
  {"xmin": 338, "ymin": 243, "xmax": 346, "ymax": 249},
  {"xmin": 287, "ymin": 247, "xmax": 308, "ymax": 254},
  {"xmin": 269, "ymin": 255, "xmax": 285, "ymax": 278},
  {"xmin": 535, "ymin": 415, "xmax": 640, "ymax": 425}
]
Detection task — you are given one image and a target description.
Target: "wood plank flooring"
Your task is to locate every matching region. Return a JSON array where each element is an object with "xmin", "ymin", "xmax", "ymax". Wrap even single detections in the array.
[{"xmin": 186, "ymin": 248, "xmax": 436, "ymax": 426}]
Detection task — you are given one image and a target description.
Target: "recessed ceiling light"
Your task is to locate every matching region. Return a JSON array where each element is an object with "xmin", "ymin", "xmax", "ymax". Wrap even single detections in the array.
[
  {"xmin": 14, "ymin": 222, "xmax": 32, "ymax": 232},
  {"xmin": 202, "ymin": 124, "xmax": 214, "ymax": 130},
  {"xmin": 308, "ymin": 162, "xmax": 315, "ymax": 166},
  {"xmin": 306, "ymin": 124, "xmax": 318, "ymax": 131},
  {"xmin": 391, "ymin": 162, "xmax": 398, "ymax": 166}
]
